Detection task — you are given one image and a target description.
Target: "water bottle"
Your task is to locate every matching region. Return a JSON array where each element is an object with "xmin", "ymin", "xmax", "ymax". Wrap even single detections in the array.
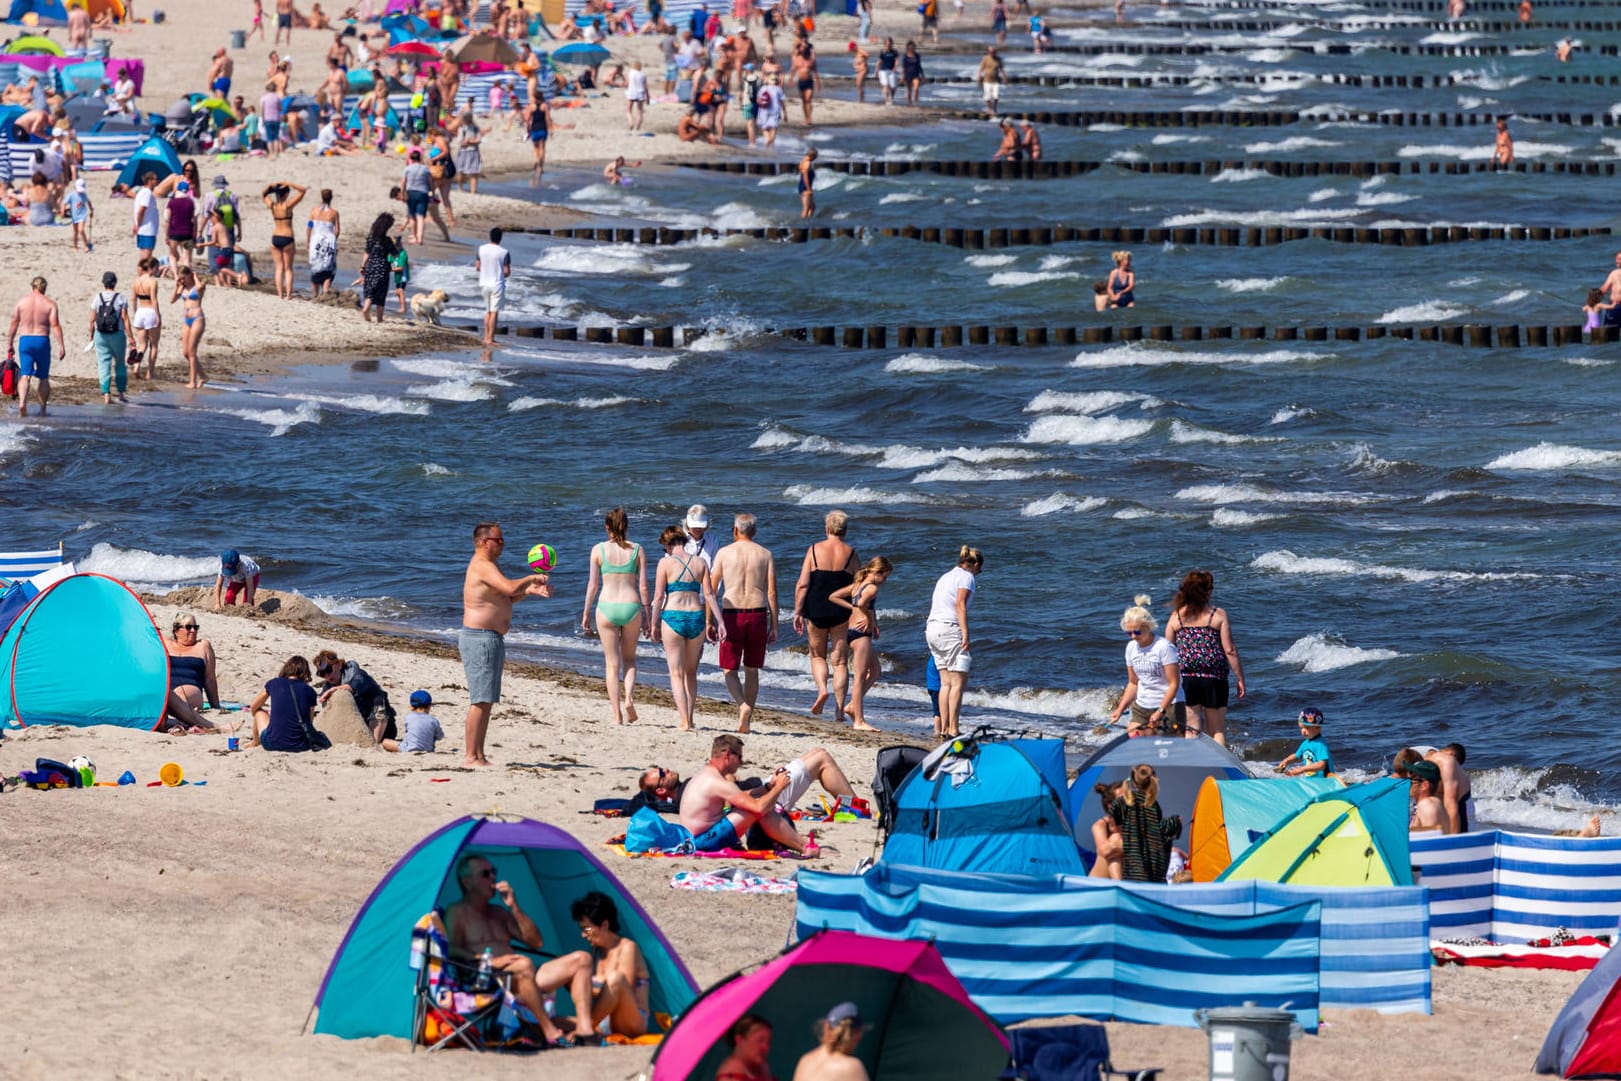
[{"xmin": 477, "ymin": 947, "xmax": 494, "ymax": 992}]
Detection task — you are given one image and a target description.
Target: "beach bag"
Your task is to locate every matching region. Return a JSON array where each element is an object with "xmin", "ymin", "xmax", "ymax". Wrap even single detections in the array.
[
  {"xmin": 95, "ymin": 293, "xmax": 121, "ymax": 335},
  {"xmin": 625, "ymin": 806, "xmax": 694, "ymax": 854},
  {"xmin": 1, "ymin": 354, "xmax": 18, "ymax": 398}
]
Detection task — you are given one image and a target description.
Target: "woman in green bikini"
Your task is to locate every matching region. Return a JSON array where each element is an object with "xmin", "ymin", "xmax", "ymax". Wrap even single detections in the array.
[{"xmin": 582, "ymin": 507, "xmax": 649, "ymax": 725}]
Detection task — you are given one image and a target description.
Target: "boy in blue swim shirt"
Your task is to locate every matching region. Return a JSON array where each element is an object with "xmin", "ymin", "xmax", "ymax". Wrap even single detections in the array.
[{"xmin": 1278, "ymin": 707, "xmax": 1334, "ymax": 777}]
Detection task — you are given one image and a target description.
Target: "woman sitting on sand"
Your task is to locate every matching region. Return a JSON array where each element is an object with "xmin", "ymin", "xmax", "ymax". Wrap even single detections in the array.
[
  {"xmin": 163, "ymin": 614, "xmax": 222, "ymax": 734},
  {"xmin": 248, "ymin": 655, "xmax": 329, "ymax": 751}
]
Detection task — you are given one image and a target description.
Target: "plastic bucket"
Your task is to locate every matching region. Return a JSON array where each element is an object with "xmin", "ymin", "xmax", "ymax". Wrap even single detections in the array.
[
  {"xmin": 159, "ymin": 761, "xmax": 184, "ymax": 787},
  {"xmin": 230, "ymin": 28, "xmax": 246, "ymax": 49},
  {"xmin": 1194, "ymin": 1003, "xmax": 1302, "ymax": 1081}
]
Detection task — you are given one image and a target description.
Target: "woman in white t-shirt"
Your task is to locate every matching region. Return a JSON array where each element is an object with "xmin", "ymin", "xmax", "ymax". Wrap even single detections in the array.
[
  {"xmin": 625, "ymin": 60, "xmax": 649, "ymax": 131},
  {"xmin": 924, "ymin": 545, "xmax": 983, "ymax": 739},
  {"xmin": 1108, "ymin": 594, "xmax": 1184, "ymax": 736}
]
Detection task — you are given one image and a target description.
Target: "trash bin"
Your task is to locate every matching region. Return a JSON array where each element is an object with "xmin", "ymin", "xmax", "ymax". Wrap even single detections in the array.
[
  {"xmin": 1193, "ymin": 1003, "xmax": 1302, "ymax": 1081},
  {"xmin": 230, "ymin": 28, "xmax": 247, "ymax": 49}
]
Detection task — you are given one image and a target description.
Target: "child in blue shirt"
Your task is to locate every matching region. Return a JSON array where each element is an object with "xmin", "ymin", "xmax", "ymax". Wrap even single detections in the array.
[
  {"xmin": 383, "ymin": 690, "xmax": 445, "ymax": 753},
  {"xmin": 1278, "ymin": 707, "xmax": 1334, "ymax": 777}
]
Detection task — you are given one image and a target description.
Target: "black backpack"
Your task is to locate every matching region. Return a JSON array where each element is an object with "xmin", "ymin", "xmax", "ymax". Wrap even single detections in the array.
[{"xmin": 95, "ymin": 293, "xmax": 122, "ymax": 335}]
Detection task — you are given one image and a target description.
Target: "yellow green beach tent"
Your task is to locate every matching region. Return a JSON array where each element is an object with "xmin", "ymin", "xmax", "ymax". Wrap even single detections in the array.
[{"xmin": 1217, "ymin": 777, "xmax": 1413, "ymax": 887}]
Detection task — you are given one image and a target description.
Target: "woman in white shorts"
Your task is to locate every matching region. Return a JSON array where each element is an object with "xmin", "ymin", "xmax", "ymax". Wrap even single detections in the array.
[
  {"xmin": 625, "ymin": 60, "xmax": 649, "ymax": 130},
  {"xmin": 129, "ymin": 255, "xmax": 163, "ymax": 380},
  {"xmin": 924, "ymin": 545, "xmax": 983, "ymax": 738}
]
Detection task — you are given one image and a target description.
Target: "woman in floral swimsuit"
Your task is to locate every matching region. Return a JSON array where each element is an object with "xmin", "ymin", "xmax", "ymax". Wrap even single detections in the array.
[{"xmin": 1164, "ymin": 569, "xmax": 1246, "ymax": 746}]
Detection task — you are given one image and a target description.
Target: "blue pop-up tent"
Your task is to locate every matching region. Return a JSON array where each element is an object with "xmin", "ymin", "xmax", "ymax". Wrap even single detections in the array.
[
  {"xmin": 114, "ymin": 133, "xmax": 181, "ymax": 187},
  {"xmin": 882, "ymin": 738, "xmax": 1084, "ymax": 876},
  {"xmin": 310, "ymin": 815, "xmax": 699, "ymax": 1041},
  {"xmin": 1, "ymin": 573, "xmax": 168, "ymax": 730},
  {"xmin": 6, "ymin": 0, "xmax": 70, "ymax": 23}
]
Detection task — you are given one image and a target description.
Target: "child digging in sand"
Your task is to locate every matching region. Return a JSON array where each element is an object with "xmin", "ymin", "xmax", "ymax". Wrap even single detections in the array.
[{"xmin": 382, "ymin": 690, "xmax": 445, "ymax": 753}]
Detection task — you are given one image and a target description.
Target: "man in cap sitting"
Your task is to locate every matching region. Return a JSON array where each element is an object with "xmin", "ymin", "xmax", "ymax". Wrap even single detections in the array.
[{"xmin": 1407, "ymin": 759, "xmax": 1448, "ymax": 833}]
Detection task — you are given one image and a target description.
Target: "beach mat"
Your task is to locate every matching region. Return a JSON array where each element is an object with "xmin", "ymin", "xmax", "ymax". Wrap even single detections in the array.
[
  {"xmin": 603, "ymin": 840, "xmax": 789, "ymax": 861},
  {"xmin": 1433, "ymin": 937, "xmax": 1610, "ymax": 971},
  {"xmin": 316, "ymin": 689, "xmax": 378, "ymax": 748}
]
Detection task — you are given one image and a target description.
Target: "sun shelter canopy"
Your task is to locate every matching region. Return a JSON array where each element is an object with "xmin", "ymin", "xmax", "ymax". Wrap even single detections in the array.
[
  {"xmin": 0, "ymin": 573, "xmax": 167, "ymax": 730},
  {"xmin": 1539, "ymin": 943, "xmax": 1621, "ymax": 1078},
  {"xmin": 1190, "ymin": 775, "xmax": 1342, "ymax": 882},
  {"xmin": 114, "ymin": 135, "xmax": 181, "ymax": 187},
  {"xmin": 1219, "ymin": 778, "xmax": 1414, "ymax": 887},
  {"xmin": 882, "ymin": 738, "xmax": 1084, "ymax": 876},
  {"xmin": 649, "ymin": 930, "xmax": 1009, "ymax": 1081},
  {"xmin": 311, "ymin": 816, "xmax": 698, "ymax": 1040},
  {"xmin": 1069, "ymin": 732, "xmax": 1253, "ymax": 855}
]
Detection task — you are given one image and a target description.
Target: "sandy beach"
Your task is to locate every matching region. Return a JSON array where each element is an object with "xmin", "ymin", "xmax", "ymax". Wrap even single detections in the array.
[{"xmin": 2, "ymin": 593, "xmax": 1582, "ymax": 1081}]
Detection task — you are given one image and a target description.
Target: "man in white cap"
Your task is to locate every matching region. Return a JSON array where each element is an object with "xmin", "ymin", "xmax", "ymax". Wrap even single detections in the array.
[{"xmin": 683, "ymin": 503, "xmax": 719, "ymax": 566}]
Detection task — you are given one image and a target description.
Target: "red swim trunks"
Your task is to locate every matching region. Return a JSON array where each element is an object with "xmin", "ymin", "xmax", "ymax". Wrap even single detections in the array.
[{"xmin": 719, "ymin": 607, "xmax": 769, "ymax": 670}]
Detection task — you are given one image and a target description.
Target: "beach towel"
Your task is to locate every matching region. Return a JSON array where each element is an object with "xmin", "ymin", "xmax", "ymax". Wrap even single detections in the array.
[
  {"xmin": 605, "ymin": 842, "xmax": 783, "ymax": 861},
  {"xmin": 1433, "ymin": 930, "xmax": 1611, "ymax": 970},
  {"xmin": 671, "ymin": 868, "xmax": 798, "ymax": 894}
]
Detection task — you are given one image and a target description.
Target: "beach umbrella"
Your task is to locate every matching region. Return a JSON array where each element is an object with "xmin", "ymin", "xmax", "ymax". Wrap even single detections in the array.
[
  {"xmin": 549, "ymin": 42, "xmax": 609, "ymax": 66},
  {"xmin": 451, "ymin": 34, "xmax": 520, "ymax": 66},
  {"xmin": 6, "ymin": 34, "xmax": 66, "ymax": 56},
  {"xmin": 387, "ymin": 40, "xmax": 441, "ymax": 57}
]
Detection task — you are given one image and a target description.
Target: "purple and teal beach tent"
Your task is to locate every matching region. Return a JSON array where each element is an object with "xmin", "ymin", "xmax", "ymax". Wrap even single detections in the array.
[
  {"xmin": 1, "ymin": 573, "xmax": 168, "ymax": 730},
  {"xmin": 309, "ymin": 815, "xmax": 698, "ymax": 1040},
  {"xmin": 649, "ymin": 930, "xmax": 1009, "ymax": 1081}
]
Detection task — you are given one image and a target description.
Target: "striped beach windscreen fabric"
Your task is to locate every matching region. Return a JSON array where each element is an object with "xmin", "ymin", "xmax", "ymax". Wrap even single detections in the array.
[{"xmin": 1413, "ymin": 830, "xmax": 1621, "ymax": 943}]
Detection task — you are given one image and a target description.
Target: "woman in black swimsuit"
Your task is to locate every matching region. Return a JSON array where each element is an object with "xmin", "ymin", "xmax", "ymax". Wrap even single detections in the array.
[
  {"xmin": 262, "ymin": 181, "xmax": 307, "ymax": 300},
  {"xmin": 792, "ymin": 510, "xmax": 859, "ymax": 723}
]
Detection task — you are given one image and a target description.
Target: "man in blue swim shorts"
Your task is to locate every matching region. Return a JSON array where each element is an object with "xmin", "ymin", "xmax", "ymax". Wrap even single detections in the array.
[
  {"xmin": 676, "ymin": 735, "xmax": 822, "ymax": 855},
  {"xmin": 6, "ymin": 275, "xmax": 65, "ymax": 417}
]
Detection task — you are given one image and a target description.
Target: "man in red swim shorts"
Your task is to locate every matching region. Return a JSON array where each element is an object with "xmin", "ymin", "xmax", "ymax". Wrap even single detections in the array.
[{"xmin": 710, "ymin": 511, "xmax": 777, "ymax": 734}]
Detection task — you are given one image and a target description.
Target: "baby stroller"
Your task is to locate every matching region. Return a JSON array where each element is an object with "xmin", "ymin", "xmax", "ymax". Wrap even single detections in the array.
[{"xmin": 160, "ymin": 100, "xmax": 212, "ymax": 154}]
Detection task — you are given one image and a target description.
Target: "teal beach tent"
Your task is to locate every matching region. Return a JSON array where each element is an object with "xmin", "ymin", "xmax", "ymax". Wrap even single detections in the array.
[
  {"xmin": 0, "ymin": 573, "xmax": 168, "ymax": 730},
  {"xmin": 310, "ymin": 815, "xmax": 699, "ymax": 1040},
  {"xmin": 114, "ymin": 135, "xmax": 182, "ymax": 188}
]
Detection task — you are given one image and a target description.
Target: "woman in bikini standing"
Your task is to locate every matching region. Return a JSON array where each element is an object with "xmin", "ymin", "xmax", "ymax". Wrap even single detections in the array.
[
  {"xmin": 829, "ymin": 556, "xmax": 891, "ymax": 732},
  {"xmin": 129, "ymin": 255, "xmax": 162, "ymax": 379},
  {"xmin": 792, "ymin": 510, "xmax": 859, "ymax": 724},
  {"xmin": 1164, "ymin": 569, "xmax": 1244, "ymax": 746},
  {"xmin": 168, "ymin": 265, "xmax": 207, "ymax": 388},
  {"xmin": 651, "ymin": 524, "xmax": 725, "ymax": 731},
  {"xmin": 262, "ymin": 181, "xmax": 307, "ymax": 300},
  {"xmin": 581, "ymin": 506, "xmax": 649, "ymax": 726}
]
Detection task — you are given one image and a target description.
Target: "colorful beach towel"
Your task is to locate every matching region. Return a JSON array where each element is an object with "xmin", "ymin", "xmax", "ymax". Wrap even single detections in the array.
[
  {"xmin": 671, "ymin": 868, "xmax": 798, "ymax": 894},
  {"xmin": 1433, "ymin": 930, "xmax": 1611, "ymax": 971},
  {"xmin": 604, "ymin": 841, "xmax": 784, "ymax": 861}
]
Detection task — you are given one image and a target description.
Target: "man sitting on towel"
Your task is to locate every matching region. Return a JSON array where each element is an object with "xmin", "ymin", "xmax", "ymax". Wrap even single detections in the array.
[
  {"xmin": 642, "ymin": 740, "xmax": 857, "ymax": 826},
  {"xmin": 672, "ymin": 735, "xmax": 844, "ymax": 855}
]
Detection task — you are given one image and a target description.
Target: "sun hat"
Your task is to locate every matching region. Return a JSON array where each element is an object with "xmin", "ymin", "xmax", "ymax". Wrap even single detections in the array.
[
  {"xmin": 212, "ymin": 175, "xmax": 229, "ymax": 189},
  {"xmin": 685, "ymin": 504, "xmax": 710, "ymax": 529},
  {"xmin": 1408, "ymin": 759, "xmax": 1441, "ymax": 783},
  {"xmin": 1297, "ymin": 708, "xmax": 1324, "ymax": 727}
]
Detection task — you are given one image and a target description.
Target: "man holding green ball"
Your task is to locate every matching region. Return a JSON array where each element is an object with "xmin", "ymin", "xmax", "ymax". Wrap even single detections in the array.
[{"xmin": 459, "ymin": 521, "xmax": 550, "ymax": 767}]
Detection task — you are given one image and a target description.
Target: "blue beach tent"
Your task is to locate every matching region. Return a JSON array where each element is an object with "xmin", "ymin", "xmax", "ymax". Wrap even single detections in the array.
[
  {"xmin": 310, "ymin": 815, "xmax": 700, "ymax": 1040},
  {"xmin": 6, "ymin": 0, "xmax": 69, "ymax": 23},
  {"xmin": 881, "ymin": 737, "xmax": 1084, "ymax": 875},
  {"xmin": 114, "ymin": 134, "xmax": 181, "ymax": 187},
  {"xmin": 0, "ymin": 573, "xmax": 169, "ymax": 730},
  {"xmin": 1069, "ymin": 733, "xmax": 1252, "ymax": 856}
]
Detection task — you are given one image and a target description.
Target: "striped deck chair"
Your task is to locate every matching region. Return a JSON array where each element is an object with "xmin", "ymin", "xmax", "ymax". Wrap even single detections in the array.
[
  {"xmin": 0, "ymin": 544, "xmax": 63, "ymax": 585},
  {"xmin": 409, "ymin": 912, "xmax": 545, "ymax": 1053}
]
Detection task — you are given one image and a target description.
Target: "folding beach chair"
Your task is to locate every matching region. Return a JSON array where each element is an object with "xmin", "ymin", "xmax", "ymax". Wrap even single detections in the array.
[
  {"xmin": 0, "ymin": 544, "xmax": 63, "ymax": 584},
  {"xmin": 1000, "ymin": 1023, "xmax": 1161, "ymax": 1081},
  {"xmin": 409, "ymin": 912, "xmax": 540, "ymax": 1053}
]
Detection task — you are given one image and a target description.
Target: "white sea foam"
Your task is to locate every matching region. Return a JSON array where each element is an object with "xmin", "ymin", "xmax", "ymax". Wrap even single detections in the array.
[
  {"xmin": 530, "ymin": 243, "xmax": 687, "ymax": 278},
  {"xmin": 1216, "ymin": 277, "xmax": 1291, "ymax": 293},
  {"xmin": 1211, "ymin": 508, "xmax": 1285, "ymax": 527},
  {"xmin": 1251, "ymin": 549, "xmax": 1538, "ymax": 583},
  {"xmin": 0, "ymin": 424, "xmax": 30, "ymax": 461},
  {"xmin": 1307, "ymin": 187, "xmax": 1339, "ymax": 202},
  {"xmin": 1420, "ymin": 30, "xmax": 1481, "ymax": 44},
  {"xmin": 1112, "ymin": 507, "xmax": 1159, "ymax": 520},
  {"xmin": 1177, "ymin": 484, "xmax": 1368, "ymax": 505},
  {"xmin": 1376, "ymin": 300, "xmax": 1469, "ymax": 324},
  {"xmin": 282, "ymin": 392, "xmax": 429, "ymax": 415},
  {"xmin": 1243, "ymin": 48, "xmax": 1293, "ymax": 63},
  {"xmin": 1486, "ymin": 442, "xmax": 1621, "ymax": 471},
  {"xmin": 1422, "ymin": 489, "xmax": 1467, "ymax": 504},
  {"xmin": 1161, "ymin": 206, "xmax": 1363, "ymax": 228},
  {"xmin": 406, "ymin": 377, "xmax": 497, "ymax": 403},
  {"xmin": 1492, "ymin": 289, "xmax": 1530, "ymax": 305},
  {"xmin": 79, "ymin": 542, "xmax": 219, "ymax": 584},
  {"xmin": 1243, "ymin": 136, "xmax": 1340, "ymax": 154},
  {"xmin": 964, "ymin": 254, "xmax": 1018, "ymax": 267},
  {"xmin": 987, "ymin": 270, "xmax": 1081, "ymax": 288},
  {"xmin": 1021, "ymin": 493, "xmax": 1107, "ymax": 516},
  {"xmin": 213, "ymin": 401, "xmax": 323, "ymax": 436},
  {"xmin": 964, "ymin": 685, "xmax": 1114, "ymax": 720},
  {"xmin": 883, "ymin": 353, "xmax": 990, "ymax": 374},
  {"xmin": 305, "ymin": 593, "xmax": 411, "ymax": 620},
  {"xmin": 1151, "ymin": 133, "xmax": 1210, "ymax": 145},
  {"xmin": 1276, "ymin": 633, "xmax": 1404, "ymax": 672},
  {"xmin": 1025, "ymin": 390, "xmax": 1158, "ymax": 414},
  {"xmin": 1210, "ymin": 168, "xmax": 1272, "ymax": 183},
  {"xmin": 1467, "ymin": 766, "xmax": 1621, "ymax": 835},
  {"xmin": 1397, "ymin": 140, "xmax": 1574, "ymax": 160},
  {"xmin": 1072, "ymin": 344, "xmax": 1329, "ymax": 369},
  {"xmin": 783, "ymin": 485, "xmax": 926, "ymax": 505},
  {"xmin": 1355, "ymin": 191, "xmax": 1416, "ymax": 207},
  {"xmin": 1020, "ymin": 414, "xmax": 1154, "ymax": 445},
  {"xmin": 913, "ymin": 462, "xmax": 1039, "ymax": 483},
  {"xmin": 391, "ymin": 358, "xmax": 479, "ymax": 379},
  {"xmin": 878, "ymin": 192, "xmax": 929, "ymax": 205},
  {"xmin": 420, "ymin": 462, "xmax": 453, "ymax": 476},
  {"xmin": 1168, "ymin": 420, "xmax": 1279, "ymax": 445}
]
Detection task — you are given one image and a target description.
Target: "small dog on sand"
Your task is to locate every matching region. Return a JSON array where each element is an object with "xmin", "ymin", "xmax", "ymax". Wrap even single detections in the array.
[{"xmin": 410, "ymin": 289, "xmax": 449, "ymax": 325}]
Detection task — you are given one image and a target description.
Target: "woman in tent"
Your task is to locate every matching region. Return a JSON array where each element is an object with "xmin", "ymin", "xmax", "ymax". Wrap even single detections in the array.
[
  {"xmin": 716, "ymin": 1014, "xmax": 775, "ymax": 1081},
  {"xmin": 1088, "ymin": 780, "xmax": 1125, "ymax": 880},
  {"xmin": 1164, "ymin": 569, "xmax": 1245, "ymax": 746},
  {"xmin": 793, "ymin": 1002, "xmax": 869, "ymax": 1081},
  {"xmin": 1107, "ymin": 765, "xmax": 1182, "ymax": 883},
  {"xmin": 248, "ymin": 655, "xmax": 328, "ymax": 751}
]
